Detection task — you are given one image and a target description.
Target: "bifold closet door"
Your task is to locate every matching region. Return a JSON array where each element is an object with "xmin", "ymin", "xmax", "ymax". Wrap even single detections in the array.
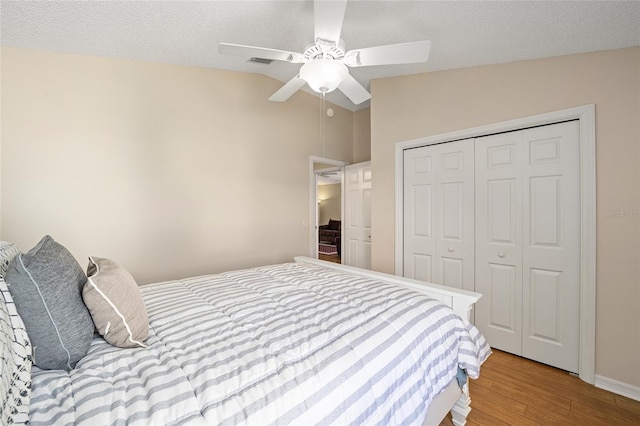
[
  {"xmin": 475, "ymin": 121, "xmax": 580, "ymax": 373},
  {"xmin": 474, "ymin": 131, "xmax": 524, "ymax": 355},
  {"xmin": 403, "ymin": 139, "xmax": 475, "ymax": 291}
]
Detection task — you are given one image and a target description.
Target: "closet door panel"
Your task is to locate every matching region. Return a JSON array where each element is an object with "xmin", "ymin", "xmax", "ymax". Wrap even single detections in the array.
[
  {"xmin": 411, "ymin": 185, "xmax": 432, "ymax": 237},
  {"xmin": 487, "ymin": 179, "xmax": 517, "ymax": 245},
  {"xmin": 438, "ymin": 181, "xmax": 466, "ymax": 289},
  {"xmin": 403, "ymin": 149, "xmax": 436, "ymax": 280},
  {"xmin": 345, "ymin": 183, "xmax": 362, "ymax": 267},
  {"xmin": 407, "ymin": 184, "xmax": 433, "ymax": 281},
  {"xmin": 441, "ymin": 257, "xmax": 464, "ymax": 289},
  {"xmin": 528, "ymin": 268, "xmax": 563, "ymax": 342},
  {"xmin": 410, "ymin": 254, "xmax": 433, "ymax": 282},
  {"xmin": 475, "ymin": 132, "xmax": 524, "ymax": 354},
  {"xmin": 529, "ymin": 176, "xmax": 562, "ymax": 246},
  {"xmin": 361, "ymin": 184, "xmax": 373, "ymax": 268},
  {"xmin": 441, "ymin": 182, "xmax": 463, "ymax": 239},
  {"xmin": 487, "ymin": 263, "xmax": 518, "ymax": 333},
  {"xmin": 522, "ymin": 122, "xmax": 580, "ymax": 373},
  {"xmin": 435, "ymin": 140, "xmax": 475, "ymax": 291}
]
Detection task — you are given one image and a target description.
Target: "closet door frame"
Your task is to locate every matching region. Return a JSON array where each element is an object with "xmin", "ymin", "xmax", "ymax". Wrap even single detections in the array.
[{"xmin": 394, "ymin": 104, "xmax": 596, "ymax": 384}]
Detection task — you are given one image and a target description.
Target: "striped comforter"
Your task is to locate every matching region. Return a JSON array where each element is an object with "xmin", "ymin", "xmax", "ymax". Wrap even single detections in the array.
[{"xmin": 29, "ymin": 262, "xmax": 490, "ymax": 425}]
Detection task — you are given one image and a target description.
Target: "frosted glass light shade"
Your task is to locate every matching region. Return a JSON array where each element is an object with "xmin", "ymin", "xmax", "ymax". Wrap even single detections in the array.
[{"xmin": 300, "ymin": 59, "xmax": 348, "ymax": 93}]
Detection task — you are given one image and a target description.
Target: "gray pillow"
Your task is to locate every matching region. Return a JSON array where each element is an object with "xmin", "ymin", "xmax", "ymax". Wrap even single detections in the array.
[{"xmin": 5, "ymin": 235, "xmax": 94, "ymax": 370}]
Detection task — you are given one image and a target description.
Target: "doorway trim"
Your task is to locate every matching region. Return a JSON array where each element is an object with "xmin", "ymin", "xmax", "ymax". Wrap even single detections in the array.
[
  {"xmin": 309, "ymin": 156, "xmax": 348, "ymax": 258},
  {"xmin": 393, "ymin": 104, "xmax": 596, "ymax": 384}
]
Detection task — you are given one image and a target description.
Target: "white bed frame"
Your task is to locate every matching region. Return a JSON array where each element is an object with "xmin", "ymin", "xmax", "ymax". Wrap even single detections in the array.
[{"xmin": 294, "ymin": 257, "xmax": 481, "ymax": 426}]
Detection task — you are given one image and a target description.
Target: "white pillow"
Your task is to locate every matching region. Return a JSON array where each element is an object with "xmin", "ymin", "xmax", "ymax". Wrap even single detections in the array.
[
  {"xmin": 0, "ymin": 276, "xmax": 32, "ymax": 425},
  {"xmin": 0, "ymin": 241, "xmax": 20, "ymax": 278}
]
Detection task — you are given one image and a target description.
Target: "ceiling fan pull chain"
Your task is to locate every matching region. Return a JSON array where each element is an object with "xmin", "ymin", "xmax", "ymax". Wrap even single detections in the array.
[{"xmin": 322, "ymin": 94, "xmax": 326, "ymax": 157}]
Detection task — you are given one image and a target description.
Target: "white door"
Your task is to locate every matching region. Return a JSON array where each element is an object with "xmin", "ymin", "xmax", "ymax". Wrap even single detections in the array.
[
  {"xmin": 344, "ymin": 162, "xmax": 372, "ymax": 269},
  {"xmin": 475, "ymin": 121, "xmax": 580, "ymax": 372},
  {"xmin": 403, "ymin": 139, "xmax": 475, "ymax": 290},
  {"xmin": 474, "ymin": 131, "xmax": 524, "ymax": 355},
  {"xmin": 521, "ymin": 122, "xmax": 581, "ymax": 372}
]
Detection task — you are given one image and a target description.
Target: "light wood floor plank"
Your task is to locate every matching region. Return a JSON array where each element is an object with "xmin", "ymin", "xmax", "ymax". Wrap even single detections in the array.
[
  {"xmin": 521, "ymin": 405, "xmax": 586, "ymax": 426},
  {"xmin": 439, "ymin": 349, "xmax": 640, "ymax": 425},
  {"xmin": 571, "ymin": 400, "xmax": 640, "ymax": 425},
  {"xmin": 488, "ymin": 381, "xmax": 573, "ymax": 414},
  {"xmin": 616, "ymin": 394, "xmax": 640, "ymax": 416},
  {"xmin": 469, "ymin": 393, "xmax": 541, "ymax": 426},
  {"xmin": 470, "ymin": 385, "xmax": 527, "ymax": 415}
]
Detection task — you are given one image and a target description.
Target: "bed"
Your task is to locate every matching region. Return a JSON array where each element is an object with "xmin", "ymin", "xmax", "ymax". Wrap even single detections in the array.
[{"xmin": 1, "ymin": 248, "xmax": 490, "ymax": 426}]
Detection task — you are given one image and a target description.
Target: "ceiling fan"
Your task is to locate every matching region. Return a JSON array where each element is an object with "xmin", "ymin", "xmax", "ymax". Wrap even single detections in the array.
[{"xmin": 219, "ymin": 0, "xmax": 431, "ymax": 105}]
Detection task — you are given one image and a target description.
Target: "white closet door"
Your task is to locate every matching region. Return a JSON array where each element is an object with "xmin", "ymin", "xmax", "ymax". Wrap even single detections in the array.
[
  {"xmin": 436, "ymin": 141, "xmax": 475, "ymax": 290},
  {"xmin": 521, "ymin": 122, "xmax": 580, "ymax": 373},
  {"xmin": 475, "ymin": 132, "xmax": 524, "ymax": 355},
  {"xmin": 475, "ymin": 121, "xmax": 580, "ymax": 373},
  {"xmin": 403, "ymin": 147, "xmax": 437, "ymax": 281},
  {"xmin": 344, "ymin": 162, "xmax": 372, "ymax": 269},
  {"xmin": 403, "ymin": 139, "xmax": 475, "ymax": 290}
]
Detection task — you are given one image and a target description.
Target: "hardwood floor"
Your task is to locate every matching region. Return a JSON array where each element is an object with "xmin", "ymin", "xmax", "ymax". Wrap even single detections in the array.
[
  {"xmin": 441, "ymin": 349, "xmax": 640, "ymax": 425},
  {"xmin": 318, "ymin": 253, "xmax": 341, "ymax": 263}
]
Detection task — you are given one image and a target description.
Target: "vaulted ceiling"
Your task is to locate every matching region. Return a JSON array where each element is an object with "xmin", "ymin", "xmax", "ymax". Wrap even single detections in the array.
[{"xmin": 2, "ymin": 1, "xmax": 638, "ymax": 111}]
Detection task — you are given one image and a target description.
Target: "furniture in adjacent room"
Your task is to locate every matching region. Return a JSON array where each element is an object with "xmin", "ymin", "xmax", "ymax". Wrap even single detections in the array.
[{"xmin": 318, "ymin": 218, "xmax": 341, "ymax": 245}]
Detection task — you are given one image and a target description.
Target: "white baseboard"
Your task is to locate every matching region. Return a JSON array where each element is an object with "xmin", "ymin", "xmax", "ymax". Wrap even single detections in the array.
[{"xmin": 595, "ymin": 375, "xmax": 640, "ymax": 401}]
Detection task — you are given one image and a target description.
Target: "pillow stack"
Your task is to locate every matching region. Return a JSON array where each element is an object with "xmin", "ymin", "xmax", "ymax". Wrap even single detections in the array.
[{"xmin": 3, "ymin": 235, "xmax": 150, "ymax": 372}]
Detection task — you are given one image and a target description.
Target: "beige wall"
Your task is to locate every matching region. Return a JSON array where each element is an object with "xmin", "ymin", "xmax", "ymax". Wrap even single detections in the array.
[
  {"xmin": 0, "ymin": 47, "xmax": 355, "ymax": 284},
  {"xmin": 317, "ymin": 183, "xmax": 341, "ymax": 225},
  {"xmin": 370, "ymin": 47, "xmax": 640, "ymax": 388},
  {"xmin": 353, "ymin": 108, "xmax": 371, "ymax": 162}
]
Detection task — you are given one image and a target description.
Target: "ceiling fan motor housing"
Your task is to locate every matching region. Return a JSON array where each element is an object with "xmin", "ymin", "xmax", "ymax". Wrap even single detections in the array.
[{"xmin": 303, "ymin": 39, "xmax": 346, "ymax": 61}]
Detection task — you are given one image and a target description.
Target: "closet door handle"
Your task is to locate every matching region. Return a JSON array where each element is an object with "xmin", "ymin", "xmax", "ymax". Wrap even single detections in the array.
[
  {"xmin": 498, "ymin": 252, "xmax": 506, "ymax": 258},
  {"xmin": 448, "ymin": 247, "xmax": 454, "ymax": 253}
]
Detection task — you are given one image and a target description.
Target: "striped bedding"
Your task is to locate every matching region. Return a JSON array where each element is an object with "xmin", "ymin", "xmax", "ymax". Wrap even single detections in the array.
[{"xmin": 29, "ymin": 262, "xmax": 490, "ymax": 425}]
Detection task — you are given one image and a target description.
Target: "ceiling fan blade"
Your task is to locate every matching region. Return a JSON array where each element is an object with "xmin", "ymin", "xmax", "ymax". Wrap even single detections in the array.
[
  {"xmin": 219, "ymin": 43, "xmax": 305, "ymax": 63},
  {"xmin": 314, "ymin": 0, "xmax": 348, "ymax": 45},
  {"xmin": 268, "ymin": 75, "xmax": 307, "ymax": 102},
  {"xmin": 338, "ymin": 74, "xmax": 371, "ymax": 105},
  {"xmin": 343, "ymin": 40, "xmax": 431, "ymax": 67}
]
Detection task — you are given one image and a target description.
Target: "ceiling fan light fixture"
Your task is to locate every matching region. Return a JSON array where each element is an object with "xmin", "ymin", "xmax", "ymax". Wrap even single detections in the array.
[{"xmin": 300, "ymin": 59, "xmax": 348, "ymax": 94}]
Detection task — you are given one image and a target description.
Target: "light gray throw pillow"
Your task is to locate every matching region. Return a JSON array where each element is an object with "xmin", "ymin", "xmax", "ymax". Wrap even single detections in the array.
[
  {"xmin": 83, "ymin": 257, "xmax": 149, "ymax": 348},
  {"xmin": 5, "ymin": 235, "xmax": 94, "ymax": 370}
]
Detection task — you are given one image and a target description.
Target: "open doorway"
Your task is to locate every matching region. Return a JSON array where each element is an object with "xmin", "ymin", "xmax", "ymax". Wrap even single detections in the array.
[
  {"xmin": 309, "ymin": 157, "xmax": 347, "ymax": 263},
  {"xmin": 316, "ymin": 168, "xmax": 343, "ymax": 263}
]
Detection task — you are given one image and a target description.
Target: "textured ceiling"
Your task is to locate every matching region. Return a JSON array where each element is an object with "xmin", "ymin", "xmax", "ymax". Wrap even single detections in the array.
[{"xmin": 1, "ymin": 0, "xmax": 639, "ymax": 111}]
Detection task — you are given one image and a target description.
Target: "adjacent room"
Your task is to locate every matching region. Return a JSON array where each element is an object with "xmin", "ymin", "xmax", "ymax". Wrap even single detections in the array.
[
  {"xmin": 316, "ymin": 169, "xmax": 342, "ymax": 263},
  {"xmin": 1, "ymin": 1, "xmax": 639, "ymax": 424}
]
